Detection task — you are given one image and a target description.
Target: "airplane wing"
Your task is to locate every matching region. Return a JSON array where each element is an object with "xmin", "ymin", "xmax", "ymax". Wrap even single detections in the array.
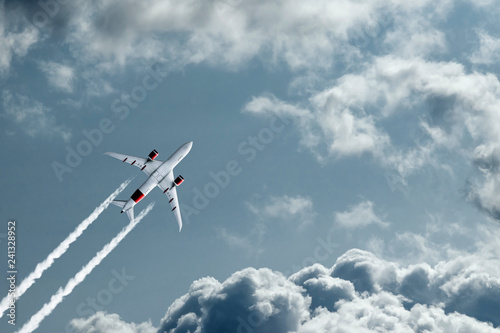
[
  {"xmin": 105, "ymin": 152, "xmax": 162, "ymax": 176},
  {"xmin": 157, "ymin": 170, "xmax": 182, "ymax": 232}
]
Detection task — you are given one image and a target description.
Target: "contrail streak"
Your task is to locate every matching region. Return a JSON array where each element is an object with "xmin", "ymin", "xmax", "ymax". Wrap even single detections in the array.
[
  {"xmin": 17, "ymin": 202, "xmax": 155, "ymax": 333},
  {"xmin": 0, "ymin": 179, "xmax": 132, "ymax": 318}
]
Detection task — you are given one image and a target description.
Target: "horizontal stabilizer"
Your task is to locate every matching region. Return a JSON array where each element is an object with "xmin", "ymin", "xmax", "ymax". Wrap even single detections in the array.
[
  {"xmin": 126, "ymin": 208, "xmax": 134, "ymax": 222},
  {"xmin": 112, "ymin": 200, "xmax": 134, "ymax": 222},
  {"xmin": 111, "ymin": 200, "xmax": 127, "ymax": 209}
]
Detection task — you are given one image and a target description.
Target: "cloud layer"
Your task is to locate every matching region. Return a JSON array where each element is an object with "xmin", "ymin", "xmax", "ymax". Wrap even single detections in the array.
[{"xmin": 70, "ymin": 241, "xmax": 500, "ymax": 332}]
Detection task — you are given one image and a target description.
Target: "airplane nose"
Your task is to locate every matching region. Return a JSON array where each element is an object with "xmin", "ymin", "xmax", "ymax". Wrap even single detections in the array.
[{"xmin": 185, "ymin": 141, "xmax": 193, "ymax": 150}]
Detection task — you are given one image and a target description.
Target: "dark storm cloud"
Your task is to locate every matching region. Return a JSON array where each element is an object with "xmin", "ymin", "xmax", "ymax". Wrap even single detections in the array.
[{"xmin": 158, "ymin": 268, "xmax": 309, "ymax": 333}]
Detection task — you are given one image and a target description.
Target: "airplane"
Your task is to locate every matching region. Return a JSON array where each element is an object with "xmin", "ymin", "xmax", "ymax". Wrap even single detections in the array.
[{"xmin": 105, "ymin": 141, "xmax": 193, "ymax": 231}]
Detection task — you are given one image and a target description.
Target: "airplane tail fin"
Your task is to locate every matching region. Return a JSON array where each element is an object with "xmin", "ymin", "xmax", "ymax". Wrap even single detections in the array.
[{"xmin": 111, "ymin": 200, "xmax": 134, "ymax": 222}]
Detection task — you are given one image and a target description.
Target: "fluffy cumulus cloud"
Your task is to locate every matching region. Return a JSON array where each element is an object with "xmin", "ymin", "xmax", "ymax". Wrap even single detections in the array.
[
  {"xmin": 247, "ymin": 194, "xmax": 316, "ymax": 227},
  {"xmin": 70, "ymin": 241, "xmax": 500, "ymax": 332},
  {"xmin": 156, "ymin": 268, "xmax": 310, "ymax": 333},
  {"xmin": 243, "ymin": 92, "xmax": 390, "ymax": 161},
  {"xmin": 245, "ymin": 57, "xmax": 469, "ymax": 160},
  {"xmin": 0, "ymin": 2, "xmax": 38, "ymax": 75},
  {"xmin": 38, "ymin": 61, "xmax": 75, "ymax": 93},
  {"xmin": 334, "ymin": 200, "xmax": 389, "ymax": 229},
  {"xmin": 1, "ymin": 90, "xmax": 71, "ymax": 140},
  {"xmin": 70, "ymin": 312, "xmax": 156, "ymax": 333},
  {"xmin": 470, "ymin": 31, "xmax": 500, "ymax": 65}
]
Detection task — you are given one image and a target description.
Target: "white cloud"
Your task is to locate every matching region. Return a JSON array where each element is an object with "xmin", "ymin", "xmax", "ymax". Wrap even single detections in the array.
[
  {"xmin": 38, "ymin": 61, "xmax": 75, "ymax": 93},
  {"xmin": 335, "ymin": 200, "xmax": 389, "ymax": 229},
  {"xmin": 383, "ymin": 7, "xmax": 448, "ymax": 58},
  {"xmin": 245, "ymin": 55, "xmax": 500, "ymax": 220},
  {"xmin": 0, "ymin": 4, "xmax": 38, "ymax": 75},
  {"xmin": 64, "ymin": 0, "xmax": 379, "ymax": 69},
  {"xmin": 70, "ymin": 312, "xmax": 156, "ymax": 333},
  {"xmin": 1, "ymin": 90, "xmax": 71, "ymax": 141},
  {"xmin": 298, "ymin": 294, "xmax": 498, "ymax": 333},
  {"xmin": 244, "ymin": 94, "xmax": 390, "ymax": 161},
  {"xmin": 312, "ymin": 87, "xmax": 391, "ymax": 158},
  {"xmin": 470, "ymin": 31, "xmax": 500, "ymax": 65},
  {"xmin": 247, "ymin": 194, "xmax": 316, "ymax": 227},
  {"xmin": 54, "ymin": 0, "xmax": 470, "ymax": 73},
  {"xmin": 467, "ymin": 171, "xmax": 500, "ymax": 220}
]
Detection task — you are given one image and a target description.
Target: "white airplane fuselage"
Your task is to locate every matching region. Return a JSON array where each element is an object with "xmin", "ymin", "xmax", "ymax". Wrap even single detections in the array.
[{"xmin": 121, "ymin": 141, "xmax": 193, "ymax": 214}]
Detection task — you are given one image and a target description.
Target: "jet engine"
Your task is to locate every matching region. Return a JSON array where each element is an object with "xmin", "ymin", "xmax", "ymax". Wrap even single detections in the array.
[
  {"xmin": 174, "ymin": 175, "xmax": 184, "ymax": 186},
  {"xmin": 148, "ymin": 149, "xmax": 159, "ymax": 160}
]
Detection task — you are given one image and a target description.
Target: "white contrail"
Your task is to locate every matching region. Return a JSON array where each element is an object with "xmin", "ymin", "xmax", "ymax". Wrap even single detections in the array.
[
  {"xmin": 0, "ymin": 179, "xmax": 132, "ymax": 318},
  {"xmin": 17, "ymin": 203, "xmax": 155, "ymax": 333}
]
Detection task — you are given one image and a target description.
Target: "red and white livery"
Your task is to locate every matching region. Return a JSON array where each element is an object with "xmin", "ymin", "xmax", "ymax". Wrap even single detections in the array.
[{"xmin": 105, "ymin": 141, "xmax": 193, "ymax": 231}]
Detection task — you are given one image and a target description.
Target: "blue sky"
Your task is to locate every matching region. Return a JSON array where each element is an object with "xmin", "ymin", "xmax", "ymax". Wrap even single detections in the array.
[{"xmin": 1, "ymin": 0, "xmax": 500, "ymax": 332}]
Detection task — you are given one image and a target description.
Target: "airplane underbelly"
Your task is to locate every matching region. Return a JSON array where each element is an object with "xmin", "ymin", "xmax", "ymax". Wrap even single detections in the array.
[{"xmin": 151, "ymin": 171, "xmax": 163, "ymax": 183}]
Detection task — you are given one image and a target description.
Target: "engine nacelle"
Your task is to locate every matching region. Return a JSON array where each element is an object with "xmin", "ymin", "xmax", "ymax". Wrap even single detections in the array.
[
  {"xmin": 148, "ymin": 149, "xmax": 159, "ymax": 161},
  {"xmin": 174, "ymin": 175, "xmax": 184, "ymax": 186}
]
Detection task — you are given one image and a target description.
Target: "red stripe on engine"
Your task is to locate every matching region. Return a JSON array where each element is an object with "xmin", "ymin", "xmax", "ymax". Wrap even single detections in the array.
[
  {"xmin": 133, "ymin": 193, "xmax": 144, "ymax": 203},
  {"xmin": 131, "ymin": 189, "xmax": 145, "ymax": 203}
]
